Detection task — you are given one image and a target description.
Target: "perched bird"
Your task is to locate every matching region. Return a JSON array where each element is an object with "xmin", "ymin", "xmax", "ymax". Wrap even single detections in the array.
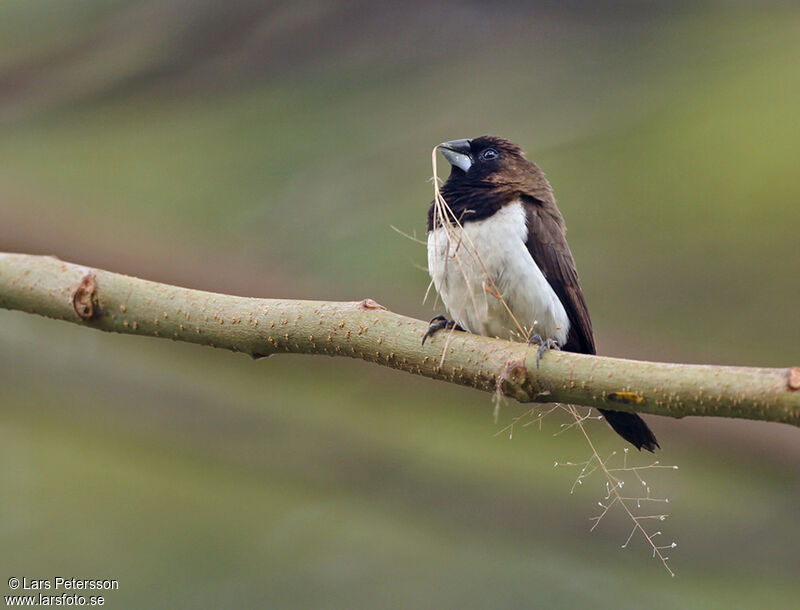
[{"xmin": 425, "ymin": 136, "xmax": 659, "ymax": 451}]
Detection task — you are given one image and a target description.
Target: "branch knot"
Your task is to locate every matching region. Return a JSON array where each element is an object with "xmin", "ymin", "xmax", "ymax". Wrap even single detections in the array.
[{"xmin": 72, "ymin": 273, "xmax": 99, "ymax": 320}]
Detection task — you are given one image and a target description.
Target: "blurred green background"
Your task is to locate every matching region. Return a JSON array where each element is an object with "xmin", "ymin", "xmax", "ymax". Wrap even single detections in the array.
[{"xmin": 1, "ymin": 1, "xmax": 799, "ymax": 608}]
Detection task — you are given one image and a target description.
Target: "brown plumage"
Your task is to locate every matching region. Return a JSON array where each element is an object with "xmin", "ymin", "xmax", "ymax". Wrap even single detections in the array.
[{"xmin": 428, "ymin": 136, "xmax": 659, "ymax": 451}]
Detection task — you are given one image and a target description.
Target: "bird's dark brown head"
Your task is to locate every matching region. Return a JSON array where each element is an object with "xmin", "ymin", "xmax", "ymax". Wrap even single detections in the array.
[
  {"xmin": 438, "ymin": 136, "xmax": 529, "ymax": 181},
  {"xmin": 434, "ymin": 136, "xmax": 554, "ymax": 225}
]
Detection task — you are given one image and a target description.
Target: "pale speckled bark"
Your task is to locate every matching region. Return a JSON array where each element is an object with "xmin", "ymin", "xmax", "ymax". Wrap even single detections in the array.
[{"xmin": 2, "ymin": 253, "xmax": 798, "ymax": 426}]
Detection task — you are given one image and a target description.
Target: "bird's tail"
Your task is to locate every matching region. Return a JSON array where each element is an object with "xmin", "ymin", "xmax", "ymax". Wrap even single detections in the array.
[{"xmin": 598, "ymin": 409, "xmax": 659, "ymax": 452}]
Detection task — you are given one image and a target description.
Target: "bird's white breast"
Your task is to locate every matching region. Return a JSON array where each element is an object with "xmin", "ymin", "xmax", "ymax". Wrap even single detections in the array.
[{"xmin": 427, "ymin": 200, "xmax": 569, "ymax": 343}]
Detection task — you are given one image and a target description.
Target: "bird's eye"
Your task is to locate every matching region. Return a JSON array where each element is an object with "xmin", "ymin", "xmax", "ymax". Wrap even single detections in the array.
[{"xmin": 480, "ymin": 148, "xmax": 499, "ymax": 160}]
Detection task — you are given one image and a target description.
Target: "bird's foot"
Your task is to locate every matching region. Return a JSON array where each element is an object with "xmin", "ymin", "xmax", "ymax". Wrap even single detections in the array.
[
  {"xmin": 422, "ymin": 315, "xmax": 464, "ymax": 345},
  {"xmin": 528, "ymin": 334, "xmax": 560, "ymax": 369}
]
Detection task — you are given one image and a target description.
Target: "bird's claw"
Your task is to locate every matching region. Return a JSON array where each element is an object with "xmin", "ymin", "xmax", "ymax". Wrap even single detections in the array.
[
  {"xmin": 422, "ymin": 315, "xmax": 464, "ymax": 345},
  {"xmin": 529, "ymin": 334, "xmax": 560, "ymax": 369}
]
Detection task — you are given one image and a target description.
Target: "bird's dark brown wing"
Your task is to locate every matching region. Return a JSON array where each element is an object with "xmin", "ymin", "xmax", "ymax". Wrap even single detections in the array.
[
  {"xmin": 523, "ymin": 198, "xmax": 596, "ymax": 355},
  {"xmin": 523, "ymin": 197, "xmax": 659, "ymax": 452}
]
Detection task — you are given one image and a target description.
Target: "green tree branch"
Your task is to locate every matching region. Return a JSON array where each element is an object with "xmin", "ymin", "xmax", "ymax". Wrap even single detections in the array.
[{"xmin": 2, "ymin": 252, "xmax": 798, "ymax": 426}]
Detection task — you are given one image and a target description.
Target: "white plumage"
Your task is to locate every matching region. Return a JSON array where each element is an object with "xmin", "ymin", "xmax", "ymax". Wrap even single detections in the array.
[{"xmin": 427, "ymin": 200, "xmax": 570, "ymax": 343}]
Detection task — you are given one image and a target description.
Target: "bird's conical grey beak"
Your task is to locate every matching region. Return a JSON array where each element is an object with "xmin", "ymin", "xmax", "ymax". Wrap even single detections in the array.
[{"xmin": 438, "ymin": 139, "xmax": 473, "ymax": 172}]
